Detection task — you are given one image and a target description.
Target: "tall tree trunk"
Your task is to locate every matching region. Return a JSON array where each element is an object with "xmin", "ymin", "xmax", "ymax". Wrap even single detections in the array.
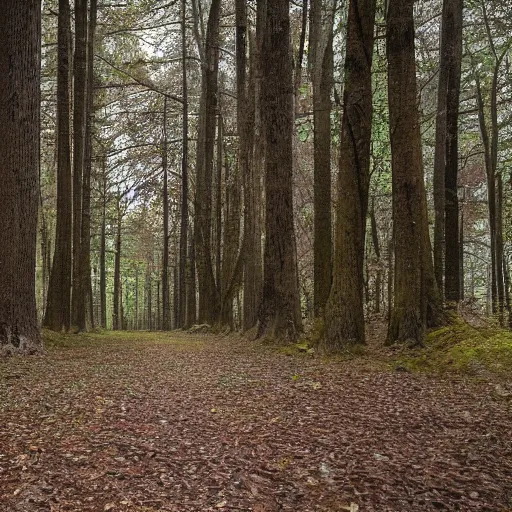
[
  {"xmin": 386, "ymin": 0, "xmax": 426, "ymax": 345},
  {"xmin": 323, "ymin": 0, "xmax": 376, "ymax": 350},
  {"xmin": 433, "ymin": 9, "xmax": 448, "ymax": 294},
  {"xmin": 215, "ymin": 110, "xmax": 223, "ymax": 297},
  {"xmin": 309, "ymin": 0, "xmax": 336, "ymax": 318},
  {"xmin": 0, "ymin": 0, "xmax": 42, "ymax": 353},
  {"xmin": 45, "ymin": 0, "xmax": 73, "ymax": 332},
  {"xmin": 112, "ymin": 199, "xmax": 122, "ymax": 331},
  {"xmin": 99, "ymin": 162, "xmax": 107, "ymax": 328},
  {"xmin": 476, "ymin": 74, "xmax": 498, "ymax": 316},
  {"xmin": 257, "ymin": 0, "xmax": 302, "ymax": 340},
  {"xmin": 242, "ymin": 0, "xmax": 263, "ymax": 332},
  {"xmin": 178, "ymin": 0, "xmax": 189, "ymax": 328},
  {"xmin": 71, "ymin": 0, "xmax": 88, "ymax": 331},
  {"xmin": 194, "ymin": 0, "xmax": 221, "ymax": 325},
  {"xmin": 443, "ymin": 0, "xmax": 463, "ymax": 304},
  {"xmin": 80, "ymin": 0, "xmax": 97, "ymax": 330},
  {"xmin": 496, "ymin": 172, "xmax": 505, "ymax": 324},
  {"xmin": 220, "ymin": 146, "xmax": 242, "ymax": 328},
  {"xmin": 162, "ymin": 97, "xmax": 171, "ymax": 330}
]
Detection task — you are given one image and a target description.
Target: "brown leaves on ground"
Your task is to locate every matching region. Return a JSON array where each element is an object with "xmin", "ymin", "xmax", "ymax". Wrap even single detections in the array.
[{"xmin": 0, "ymin": 331, "xmax": 511, "ymax": 511}]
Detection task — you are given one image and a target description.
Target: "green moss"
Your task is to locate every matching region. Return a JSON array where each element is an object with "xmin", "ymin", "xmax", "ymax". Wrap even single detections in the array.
[{"xmin": 393, "ymin": 318, "xmax": 512, "ymax": 376}]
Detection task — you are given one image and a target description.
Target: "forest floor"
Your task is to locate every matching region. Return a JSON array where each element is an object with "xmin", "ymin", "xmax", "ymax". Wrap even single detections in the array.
[{"xmin": 0, "ymin": 330, "xmax": 511, "ymax": 512}]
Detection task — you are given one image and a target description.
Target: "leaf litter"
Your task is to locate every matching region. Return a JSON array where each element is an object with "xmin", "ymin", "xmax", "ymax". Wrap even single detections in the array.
[{"xmin": 0, "ymin": 331, "xmax": 511, "ymax": 511}]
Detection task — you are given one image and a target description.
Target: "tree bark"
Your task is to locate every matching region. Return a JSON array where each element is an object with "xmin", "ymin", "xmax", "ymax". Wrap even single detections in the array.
[
  {"xmin": 112, "ymin": 199, "xmax": 122, "ymax": 331},
  {"xmin": 443, "ymin": 0, "xmax": 463, "ymax": 304},
  {"xmin": 186, "ymin": 227, "xmax": 197, "ymax": 327},
  {"xmin": 194, "ymin": 0, "xmax": 221, "ymax": 325},
  {"xmin": 370, "ymin": 201, "xmax": 381, "ymax": 314},
  {"xmin": 220, "ymin": 144, "xmax": 242, "ymax": 329},
  {"xmin": 323, "ymin": 0, "xmax": 376, "ymax": 350},
  {"xmin": 178, "ymin": 0, "xmax": 189, "ymax": 328},
  {"xmin": 71, "ymin": 0, "xmax": 89, "ymax": 331},
  {"xmin": 386, "ymin": 0, "xmax": 426, "ymax": 345},
  {"xmin": 257, "ymin": 0, "xmax": 302, "ymax": 340},
  {"xmin": 309, "ymin": 0, "xmax": 336, "ymax": 318},
  {"xmin": 0, "ymin": 0, "xmax": 41, "ymax": 352},
  {"xmin": 162, "ymin": 97, "xmax": 171, "ymax": 330},
  {"xmin": 45, "ymin": 0, "xmax": 73, "ymax": 332},
  {"xmin": 242, "ymin": 0, "xmax": 263, "ymax": 332},
  {"xmin": 80, "ymin": 0, "xmax": 97, "ymax": 330},
  {"xmin": 99, "ymin": 161, "xmax": 107, "ymax": 328}
]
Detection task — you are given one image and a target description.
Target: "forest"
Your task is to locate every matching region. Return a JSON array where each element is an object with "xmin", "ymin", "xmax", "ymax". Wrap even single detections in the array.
[{"xmin": 1, "ymin": 0, "xmax": 512, "ymax": 511}]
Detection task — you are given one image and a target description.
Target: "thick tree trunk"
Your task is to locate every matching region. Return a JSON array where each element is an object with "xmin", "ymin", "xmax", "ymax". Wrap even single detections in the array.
[
  {"xmin": 386, "ymin": 0, "xmax": 426, "ymax": 345},
  {"xmin": 45, "ymin": 0, "xmax": 73, "ymax": 332},
  {"xmin": 0, "ymin": 0, "xmax": 42, "ymax": 353},
  {"xmin": 309, "ymin": 0, "xmax": 336, "ymax": 318},
  {"xmin": 178, "ymin": 0, "xmax": 189, "ymax": 328},
  {"xmin": 242, "ymin": 0, "xmax": 263, "ymax": 332},
  {"xmin": 257, "ymin": 0, "xmax": 302, "ymax": 341},
  {"xmin": 194, "ymin": 0, "xmax": 221, "ymax": 325},
  {"xmin": 323, "ymin": 0, "xmax": 376, "ymax": 350},
  {"xmin": 443, "ymin": 0, "xmax": 463, "ymax": 304},
  {"xmin": 71, "ymin": 0, "xmax": 88, "ymax": 331}
]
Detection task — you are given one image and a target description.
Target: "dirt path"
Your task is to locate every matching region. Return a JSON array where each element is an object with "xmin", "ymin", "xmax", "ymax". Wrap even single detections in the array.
[{"xmin": 0, "ymin": 332, "xmax": 511, "ymax": 512}]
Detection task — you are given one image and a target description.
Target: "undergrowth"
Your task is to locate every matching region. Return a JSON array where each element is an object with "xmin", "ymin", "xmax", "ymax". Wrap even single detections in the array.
[{"xmin": 392, "ymin": 318, "xmax": 512, "ymax": 376}]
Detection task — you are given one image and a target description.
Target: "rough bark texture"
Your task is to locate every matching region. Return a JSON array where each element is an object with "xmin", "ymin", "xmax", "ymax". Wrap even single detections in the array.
[
  {"xmin": 257, "ymin": 0, "xmax": 302, "ymax": 341},
  {"xmin": 220, "ymin": 153, "xmax": 242, "ymax": 329},
  {"xmin": 242, "ymin": 0, "xmax": 263, "ymax": 332},
  {"xmin": 80, "ymin": 0, "xmax": 97, "ymax": 330},
  {"xmin": 0, "ymin": 0, "xmax": 42, "ymax": 353},
  {"xmin": 443, "ymin": 0, "xmax": 463, "ymax": 303},
  {"xmin": 44, "ymin": 0, "xmax": 73, "ymax": 332},
  {"xmin": 194, "ymin": 0, "xmax": 221, "ymax": 325},
  {"xmin": 433, "ymin": 5, "xmax": 448, "ymax": 295},
  {"xmin": 309, "ymin": 0, "xmax": 336, "ymax": 318},
  {"xmin": 71, "ymin": 0, "xmax": 88, "ymax": 331},
  {"xmin": 178, "ymin": 0, "xmax": 189, "ymax": 329},
  {"xmin": 386, "ymin": 0, "xmax": 426, "ymax": 345},
  {"xmin": 323, "ymin": 0, "xmax": 376, "ymax": 350}
]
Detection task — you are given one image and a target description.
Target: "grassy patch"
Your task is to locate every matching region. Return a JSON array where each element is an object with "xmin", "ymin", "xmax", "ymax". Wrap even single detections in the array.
[
  {"xmin": 42, "ymin": 329, "xmax": 207, "ymax": 350},
  {"xmin": 392, "ymin": 318, "xmax": 512, "ymax": 376}
]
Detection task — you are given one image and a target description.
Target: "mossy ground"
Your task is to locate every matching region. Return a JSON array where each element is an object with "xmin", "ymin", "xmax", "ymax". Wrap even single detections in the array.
[{"xmin": 391, "ymin": 318, "xmax": 512, "ymax": 376}]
